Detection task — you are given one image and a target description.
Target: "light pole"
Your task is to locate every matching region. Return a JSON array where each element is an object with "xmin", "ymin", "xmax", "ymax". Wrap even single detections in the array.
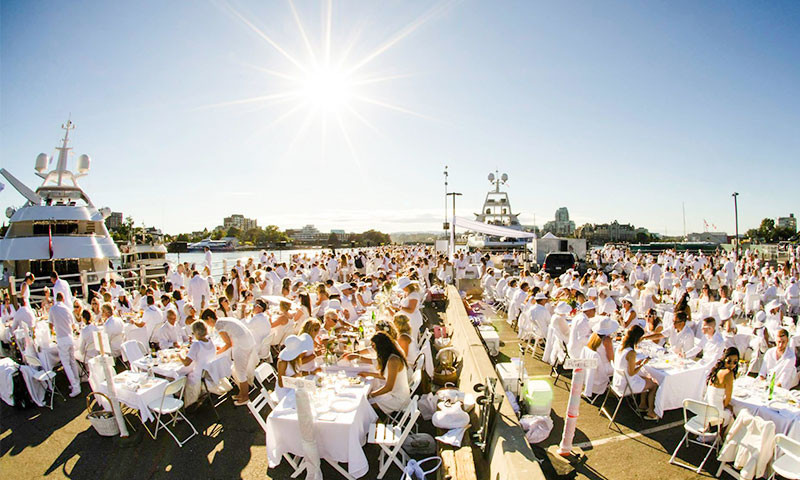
[
  {"xmin": 447, "ymin": 192, "xmax": 462, "ymax": 257},
  {"xmin": 732, "ymin": 192, "xmax": 740, "ymax": 261},
  {"xmin": 443, "ymin": 166, "xmax": 449, "ymax": 231}
]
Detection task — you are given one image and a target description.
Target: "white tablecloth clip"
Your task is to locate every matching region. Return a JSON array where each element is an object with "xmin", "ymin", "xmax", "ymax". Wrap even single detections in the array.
[{"xmin": 400, "ymin": 456, "xmax": 442, "ymax": 480}]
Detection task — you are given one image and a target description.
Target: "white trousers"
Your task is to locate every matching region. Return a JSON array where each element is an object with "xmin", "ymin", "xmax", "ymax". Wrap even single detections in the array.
[{"xmin": 57, "ymin": 336, "xmax": 80, "ymax": 389}]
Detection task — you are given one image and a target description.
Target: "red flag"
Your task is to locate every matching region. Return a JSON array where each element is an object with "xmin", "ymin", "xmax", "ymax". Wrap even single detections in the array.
[{"xmin": 48, "ymin": 223, "xmax": 54, "ymax": 259}]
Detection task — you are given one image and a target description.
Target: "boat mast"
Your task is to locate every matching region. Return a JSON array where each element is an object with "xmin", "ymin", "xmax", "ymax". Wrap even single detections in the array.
[{"xmin": 55, "ymin": 119, "xmax": 75, "ymax": 187}]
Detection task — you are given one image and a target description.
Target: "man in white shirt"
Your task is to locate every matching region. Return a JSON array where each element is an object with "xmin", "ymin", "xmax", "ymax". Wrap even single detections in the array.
[
  {"xmin": 108, "ymin": 278, "xmax": 123, "ymax": 299},
  {"xmin": 11, "ymin": 298, "xmax": 36, "ymax": 333},
  {"xmin": 141, "ymin": 295, "xmax": 164, "ymax": 341},
  {"xmin": 759, "ymin": 329, "xmax": 798, "ymax": 389},
  {"xmin": 100, "ymin": 303, "xmax": 125, "ymax": 356},
  {"xmin": 49, "ymin": 293, "xmax": 81, "ymax": 397},
  {"xmin": 568, "ymin": 301, "xmax": 595, "ymax": 359},
  {"xmin": 524, "ymin": 293, "xmax": 551, "ymax": 341},
  {"xmin": 685, "ymin": 317, "xmax": 725, "ymax": 366},
  {"xmin": 187, "ymin": 270, "xmax": 211, "ymax": 310},
  {"xmin": 168, "ymin": 264, "xmax": 186, "ymax": 290},
  {"xmin": 50, "ymin": 271, "xmax": 73, "ymax": 307},
  {"xmin": 204, "ymin": 246, "xmax": 213, "ymax": 270},
  {"xmin": 645, "ymin": 311, "xmax": 695, "ymax": 355},
  {"xmin": 244, "ymin": 299, "xmax": 272, "ymax": 360},
  {"xmin": 156, "ymin": 310, "xmax": 187, "ymax": 349}
]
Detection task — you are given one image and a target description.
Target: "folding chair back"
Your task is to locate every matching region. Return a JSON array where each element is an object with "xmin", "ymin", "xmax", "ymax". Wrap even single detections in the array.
[
  {"xmin": 121, "ymin": 340, "xmax": 147, "ymax": 365},
  {"xmin": 683, "ymin": 399, "xmax": 721, "ymax": 430},
  {"xmin": 773, "ymin": 433, "xmax": 800, "ymax": 479},
  {"xmin": 255, "ymin": 362, "xmax": 277, "ymax": 388},
  {"xmin": 24, "ymin": 354, "xmax": 43, "ymax": 369},
  {"xmin": 164, "ymin": 376, "xmax": 187, "ymax": 399},
  {"xmin": 409, "ymin": 368, "xmax": 423, "ymax": 396},
  {"xmin": 247, "ymin": 387, "xmax": 271, "ymax": 433},
  {"xmin": 369, "ymin": 396, "xmax": 420, "ymax": 479}
]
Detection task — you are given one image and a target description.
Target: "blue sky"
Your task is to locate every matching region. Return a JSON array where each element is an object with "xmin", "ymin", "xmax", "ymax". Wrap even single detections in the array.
[{"xmin": 2, "ymin": 1, "xmax": 798, "ymax": 235}]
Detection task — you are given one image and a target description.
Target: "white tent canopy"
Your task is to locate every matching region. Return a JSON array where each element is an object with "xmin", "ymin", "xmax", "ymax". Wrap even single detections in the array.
[
  {"xmin": 541, "ymin": 232, "xmax": 558, "ymax": 239},
  {"xmin": 453, "ymin": 216, "xmax": 536, "ymax": 239}
]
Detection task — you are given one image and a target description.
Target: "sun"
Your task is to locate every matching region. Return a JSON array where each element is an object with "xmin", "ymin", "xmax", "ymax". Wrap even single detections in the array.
[
  {"xmin": 202, "ymin": 0, "xmax": 456, "ymax": 160},
  {"xmin": 301, "ymin": 65, "xmax": 352, "ymax": 113}
]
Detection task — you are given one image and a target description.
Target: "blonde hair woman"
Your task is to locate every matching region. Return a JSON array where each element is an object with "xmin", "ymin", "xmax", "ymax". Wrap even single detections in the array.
[{"xmin": 393, "ymin": 314, "xmax": 418, "ymax": 362}]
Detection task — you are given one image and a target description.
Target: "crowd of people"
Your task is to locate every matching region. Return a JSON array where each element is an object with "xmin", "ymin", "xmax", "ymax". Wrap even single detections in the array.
[
  {"xmin": 481, "ymin": 244, "xmax": 800, "ymax": 423},
  {"xmin": 1, "ymin": 246, "xmax": 454, "ymax": 418}
]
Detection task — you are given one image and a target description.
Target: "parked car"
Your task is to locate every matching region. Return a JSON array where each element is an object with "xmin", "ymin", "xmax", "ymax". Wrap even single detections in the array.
[{"xmin": 541, "ymin": 252, "xmax": 577, "ymax": 276}]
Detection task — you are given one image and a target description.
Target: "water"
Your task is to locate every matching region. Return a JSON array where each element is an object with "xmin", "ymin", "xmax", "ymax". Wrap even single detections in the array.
[{"xmin": 165, "ymin": 247, "xmax": 359, "ymax": 265}]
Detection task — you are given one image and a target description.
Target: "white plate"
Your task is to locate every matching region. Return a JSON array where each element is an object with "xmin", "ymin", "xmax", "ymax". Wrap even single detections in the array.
[{"xmin": 330, "ymin": 399, "xmax": 358, "ymax": 413}]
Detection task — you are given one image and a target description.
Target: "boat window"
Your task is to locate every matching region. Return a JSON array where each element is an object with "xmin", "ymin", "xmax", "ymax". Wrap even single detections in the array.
[
  {"xmin": 30, "ymin": 259, "xmax": 80, "ymax": 277},
  {"xmin": 32, "ymin": 222, "xmax": 79, "ymax": 235}
]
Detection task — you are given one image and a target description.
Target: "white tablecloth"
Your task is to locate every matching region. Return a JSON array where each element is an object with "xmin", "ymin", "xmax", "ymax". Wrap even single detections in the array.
[
  {"xmin": 731, "ymin": 376, "xmax": 800, "ymax": 434},
  {"xmin": 266, "ymin": 383, "xmax": 378, "ymax": 478},
  {"xmin": 0, "ymin": 357, "xmax": 19, "ymax": 406},
  {"xmin": 642, "ymin": 357, "xmax": 707, "ymax": 418},
  {"xmin": 96, "ymin": 370, "xmax": 168, "ymax": 423}
]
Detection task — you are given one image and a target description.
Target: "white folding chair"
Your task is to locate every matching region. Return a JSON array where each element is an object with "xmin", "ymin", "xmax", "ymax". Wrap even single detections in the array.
[
  {"xmin": 668, "ymin": 399, "xmax": 723, "ymax": 473},
  {"xmin": 768, "ymin": 434, "xmax": 800, "ymax": 480},
  {"xmin": 251, "ymin": 362, "xmax": 280, "ymax": 406},
  {"xmin": 247, "ymin": 386, "xmax": 302, "ymax": 472},
  {"xmin": 199, "ymin": 356, "xmax": 233, "ymax": 418},
  {"xmin": 598, "ymin": 369, "xmax": 643, "ymax": 429},
  {"xmin": 368, "ymin": 396, "xmax": 420, "ymax": 479},
  {"xmin": 24, "ymin": 354, "xmax": 64, "ymax": 410},
  {"xmin": 120, "ymin": 340, "xmax": 148, "ymax": 370},
  {"xmin": 143, "ymin": 377, "xmax": 198, "ymax": 447},
  {"xmin": 418, "ymin": 328, "xmax": 432, "ymax": 347}
]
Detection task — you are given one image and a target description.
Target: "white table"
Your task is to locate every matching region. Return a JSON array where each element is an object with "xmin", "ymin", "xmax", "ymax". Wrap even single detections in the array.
[
  {"xmin": 266, "ymin": 382, "xmax": 378, "ymax": 478},
  {"xmin": 97, "ymin": 370, "xmax": 169, "ymax": 423},
  {"xmin": 731, "ymin": 376, "xmax": 800, "ymax": 434},
  {"xmin": 641, "ymin": 351, "xmax": 707, "ymax": 418}
]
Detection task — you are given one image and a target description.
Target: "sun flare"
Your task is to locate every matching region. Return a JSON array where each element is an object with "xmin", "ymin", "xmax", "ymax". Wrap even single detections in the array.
[{"xmin": 204, "ymin": 0, "xmax": 456, "ymax": 160}]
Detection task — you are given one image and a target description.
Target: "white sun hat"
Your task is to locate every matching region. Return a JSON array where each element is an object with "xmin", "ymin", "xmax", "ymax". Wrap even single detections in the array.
[
  {"xmin": 279, "ymin": 333, "xmax": 314, "ymax": 361},
  {"xmin": 591, "ymin": 316, "xmax": 619, "ymax": 336},
  {"xmin": 554, "ymin": 302, "xmax": 572, "ymax": 315}
]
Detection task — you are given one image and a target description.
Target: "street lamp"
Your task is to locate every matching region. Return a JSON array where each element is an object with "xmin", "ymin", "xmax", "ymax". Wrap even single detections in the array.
[
  {"xmin": 443, "ymin": 166, "xmax": 449, "ymax": 231},
  {"xmin": 732, "ymin": 192, "xmax": 740, "ymax": 260},
  {"xmin": 447, "ymin": 192, "xmax": 462, "ymax": 256}
]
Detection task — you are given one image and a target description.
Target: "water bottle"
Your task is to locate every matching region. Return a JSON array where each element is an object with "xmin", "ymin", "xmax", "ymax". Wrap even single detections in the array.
[{"xmin": 768, "ymin": 372, "xmax": 776, "ymax": 400}]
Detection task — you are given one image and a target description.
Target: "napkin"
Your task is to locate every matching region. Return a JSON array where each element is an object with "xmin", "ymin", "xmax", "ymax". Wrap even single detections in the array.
[{"xmin": 435, "ymin": 426, "xmax": 469, "ymax": 447}]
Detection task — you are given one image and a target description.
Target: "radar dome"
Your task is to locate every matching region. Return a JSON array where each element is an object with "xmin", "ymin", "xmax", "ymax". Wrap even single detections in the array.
[
  {"xmin": 35, "ymin": 153, "xmax": 49, "ymax": 173},
  {"xmin": 488, "ymin": 173, "xmax": 495, "ymax": 182},
  {"xmin": 77, "ymin": 154, "xmax": 91, "ymax": 173},
  {"xmin": 501, "ymin": 173, "xmax": 508, "ymax": 182},
  {"xmin": 5, "ymin": 206, "xmax": 15, "ymax": 219},
  {"xmin": 98, "ymin": 207, "xmax": 111, "ymax": 219}
]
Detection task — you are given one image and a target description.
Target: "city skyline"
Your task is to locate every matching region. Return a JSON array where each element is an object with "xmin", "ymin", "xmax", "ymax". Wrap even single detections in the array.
[{"xmin": 2, "ymin": 1, "xmax": 799, "ymax": 236}]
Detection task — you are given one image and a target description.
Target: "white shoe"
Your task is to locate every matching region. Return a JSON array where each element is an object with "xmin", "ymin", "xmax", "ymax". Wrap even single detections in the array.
[{"xmin": 69, "ymin": 387, "xmax": 81, "ymax": 398}]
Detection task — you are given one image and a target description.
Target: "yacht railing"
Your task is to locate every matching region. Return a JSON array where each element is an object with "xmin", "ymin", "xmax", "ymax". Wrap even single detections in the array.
[{"xmin": 4, "ymin": 258, "xmax": 233, "ymax": 308}]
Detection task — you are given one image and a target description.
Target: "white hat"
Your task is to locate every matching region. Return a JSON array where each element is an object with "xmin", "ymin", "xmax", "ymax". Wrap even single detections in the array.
[
  {"xmin": 279, "ymin": 333, "xmax": 314, "ymax": 361},
  {"xmin": 396, "ymin": 277, "xmax": 412, "ymax": 289},
  {"xmin": 534, "ymin": 292, "xmax": 548, "ymax": 301},
  {"xmin": 586, "ymin": 287, "xmax": 598, "ymax": 297},
  {"xmin": 336, "ymin": 282, "xmax": 353, "ymax": 291},
  {"xmin": 765, "ymin": 300, "xmax": 781, "ymax": 312},
  {"xmin": 554, "ymin": 302, "xmax": 572, "ymax": 315},
  {"xmin": 621, "ymin": 296, "xmax": 635, "ymax": 305},
  {"xmin": 592, "ymin": 316, "xmax": 619, "ymax": 336},
  {"xmin": 581, "ymin": 300, "xmax": 596, "ymax": 312},
  {"xmin": 753, "ymin": 311, "xmax": 766, "ymax": 326}
]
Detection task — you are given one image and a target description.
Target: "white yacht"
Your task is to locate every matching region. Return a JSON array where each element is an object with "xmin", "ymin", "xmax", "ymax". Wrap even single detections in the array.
[
  {"xmin": 0, "ymin": 120, "xmax": 120, "ymax": 287},
  {"xmin": 466, "ymin": 171, "xmax": 531, "ymax": 251}
]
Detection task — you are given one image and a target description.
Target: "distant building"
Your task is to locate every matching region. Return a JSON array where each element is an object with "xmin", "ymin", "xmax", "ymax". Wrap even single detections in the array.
[
  {"xmin": 687, "ymin": 232, "xmax": 728, "ymax": 244},
  {"xmin": 105, "ymin": 211, "xmax": 123, "ymax": 230},
  {"xmin": 575, "ymin": 220, "xmax": 646, "ymax": 244},
  {"xmin": 287, "ymin": 224, "xmax": 323, "ymax": 243},
  {"xmin": 542, "ymin": 207, "xmax": 576, "ymax": 236},
  {"xmin": 778, "ymin": 214, "xmax": 797, "ymax": 233},
  {"xmin": 223, "ymin": 214, "xmax": 258, "ymax": 232}
]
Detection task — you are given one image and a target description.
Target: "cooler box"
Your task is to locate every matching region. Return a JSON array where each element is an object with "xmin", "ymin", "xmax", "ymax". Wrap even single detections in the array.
[
  {"xmin": 521, "ymin": 380, "xmax": 553, "ymax": 416},
  {"xmin": 495, "ymin": 359, "xmax": 527, "ymax": 395}
]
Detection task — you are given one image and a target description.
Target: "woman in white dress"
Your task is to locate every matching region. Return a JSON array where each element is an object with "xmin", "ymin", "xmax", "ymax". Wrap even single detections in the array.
[
  {"xmin": 361, "ymin": 332, "xmax": 411, "ymax": 415},
  {"xmin": 275, "ymin": 333, "xmax": 315, "ymax": 400},
  {"xmin": 704, "ymin": 347, "xmax": 739, "ymax": 427},
  {"xmin": 393, "ymin": 314, "xmax": 419, "ymax": 377},
  {"xmin": 20, "ymin": 273, "xmax": 34, "ymax": 307},
  {"xmin": 612, "ymin": 325, "xmax": 659, "ymax": 420},
  {"xmin": 179, "ymin": 321, "xmax": 217, "ymax": 405},
  {"xmin": 584, "ymin": 317, "xmax": 618, "ymax": 396},
  {"xmin": 201, "ymin": 310, "xmax": 256, "ymax": 406},
  {"xmin": 390, "ymin": 278, "xmax": 423, "ymax": 341}
]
